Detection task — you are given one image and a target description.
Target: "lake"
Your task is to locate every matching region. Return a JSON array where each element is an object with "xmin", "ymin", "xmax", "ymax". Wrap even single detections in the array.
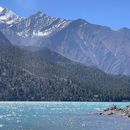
[{"xmin": 0, "ymin": 102, "xmax": 130, "ymax": 130}]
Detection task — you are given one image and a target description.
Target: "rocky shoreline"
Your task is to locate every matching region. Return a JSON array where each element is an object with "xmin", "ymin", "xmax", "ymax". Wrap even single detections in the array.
[{"xmin": 98, "ymin": 105, "xmax": 130, "ymax": 118}]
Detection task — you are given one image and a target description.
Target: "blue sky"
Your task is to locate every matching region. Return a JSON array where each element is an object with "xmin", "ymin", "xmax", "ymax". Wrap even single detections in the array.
[{"xmin": 0, "ymin": 0, "xmax": 130, "ymax": 29}]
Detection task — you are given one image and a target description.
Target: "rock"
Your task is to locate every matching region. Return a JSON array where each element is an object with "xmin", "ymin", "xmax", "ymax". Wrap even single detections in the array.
[
  {"xmin": 99, "ymin": 112, "xmax": 103, "ymax": 115},
  {"xmin": 104, "ymin": 108, "xmax": 109, "ymax": 112},
  {"xmin": 107, "ymin": 111, "xmax": 113, "ymax": 115},
  {"xmin": 98, "ymin": 105, "xmax": 130, "ymax": 118},
  {"xmin": 110, "ymin": 105, "xmax": 118, "ymax": 110}
]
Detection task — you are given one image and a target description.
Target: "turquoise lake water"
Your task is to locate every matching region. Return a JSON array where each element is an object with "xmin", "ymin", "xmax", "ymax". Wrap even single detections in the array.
[{"xmin": 0, "ymin": 102, "xmax": 130, "ymax": 130}]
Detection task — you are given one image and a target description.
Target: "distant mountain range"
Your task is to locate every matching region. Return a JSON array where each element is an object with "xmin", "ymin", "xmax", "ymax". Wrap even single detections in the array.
[
  {"xmin": 0, "ymin": 6, "xmax": 130, "ymax": 101},
  {"xmin": 0, "ymin": 6, "xmax": 130, "ymax": 75}
]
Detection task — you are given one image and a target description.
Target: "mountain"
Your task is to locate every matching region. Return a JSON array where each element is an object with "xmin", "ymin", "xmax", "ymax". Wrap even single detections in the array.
[
  {"xmin": 0, "ymin": 31, "xmax": 11, "ymax": 45},
  {"xmin": 0, "ymin": 31, "xmax": 130, "ymax": 101},
  {"xmin": 37, "ymin": 19, "xmax": 130, "ymax": 75},
  {"xmin": 0, "ymin": 6, "xmax": 130, "ymax": 75},
  {"xmin": 31, "ymin": 47, "xmax": 71, "ymax": 63},
  {"xmin": 0, "ymin": 8, "xmax": 70, "ymax": 45},
  {"xmin": 0, "ymin": 6, "xmax": 22, "ymax": 25},
  {"xmin": 9, "ymin": 11, "xmax": 70, "ymax": 45},
  {"xmin": 0, "ymin": 6, "xmax": 23, "ymax": 45},
  {"xmin": 11, "ymin": 11, "xmax": 70, "ymax": 38}
]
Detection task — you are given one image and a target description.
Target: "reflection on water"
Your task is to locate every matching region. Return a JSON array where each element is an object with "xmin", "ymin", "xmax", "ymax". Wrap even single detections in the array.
[{"xmin": 0, "ymin": 102, "xmax": 130, "ymax": 130}]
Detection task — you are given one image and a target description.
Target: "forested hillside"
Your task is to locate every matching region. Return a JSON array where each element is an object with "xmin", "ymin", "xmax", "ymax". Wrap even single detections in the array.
[{"xmin": 0, "ymin": 33, "xmax": 130, "ymax": 101}]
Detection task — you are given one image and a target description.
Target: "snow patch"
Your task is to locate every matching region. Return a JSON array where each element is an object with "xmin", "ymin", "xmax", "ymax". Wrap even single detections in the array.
[
  {"xmin": 0, "ymin": 7, "xmax": 4, "ymax": 12},
  {"xmin": 33, "ymin": 31, "xmax": 51, "ymax": 37},
  {"xmin": 0, "ymin": 124, "xmax": 4, "ymax": 128}
]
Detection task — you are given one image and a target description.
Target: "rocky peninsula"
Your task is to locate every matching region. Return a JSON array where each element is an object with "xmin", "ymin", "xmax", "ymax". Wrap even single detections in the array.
[{"xmin": 98, "ymin": 105, "xmax": 130, "ymax": 118}]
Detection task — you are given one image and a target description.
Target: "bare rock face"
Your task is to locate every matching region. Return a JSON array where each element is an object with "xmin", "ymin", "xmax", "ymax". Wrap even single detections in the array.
[{"xmin": 98, "ymin": 105, "xmax": 130, "ymax": 118}]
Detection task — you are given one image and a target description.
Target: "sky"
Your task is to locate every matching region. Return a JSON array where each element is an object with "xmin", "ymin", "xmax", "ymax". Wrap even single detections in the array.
[{"xmin": 0, "ymin": 0, "xmax": 130, "ymax": 29}]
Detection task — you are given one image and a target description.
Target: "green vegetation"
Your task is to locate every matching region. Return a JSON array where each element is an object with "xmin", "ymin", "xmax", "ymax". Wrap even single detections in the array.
[{"xmin": 0, "ymin": 41, "xmax": 130, "ymax": 101}]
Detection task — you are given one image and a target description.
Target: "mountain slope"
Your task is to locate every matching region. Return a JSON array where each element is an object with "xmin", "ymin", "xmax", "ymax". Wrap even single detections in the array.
[
  {"xmin": 0, "ymin": 6, "xmax": 130, "ymax": 75},
  {"xmin": 0, "ymin": 31, "xmax": 11, "ymax": 45},
  {"xmin": 22, "ymin": 46, "xmax": 71, "ymax": 63},
  {"xmin": 37, "ymin": 19, "xmax": 130, "ymax": 75},
  {"xmin": 0, "ymin": 32, "xmax": 130, "ymax": 101},
  {"xmin": 0, "ymin": 6, "xmax": 24, "ymax": 45}
]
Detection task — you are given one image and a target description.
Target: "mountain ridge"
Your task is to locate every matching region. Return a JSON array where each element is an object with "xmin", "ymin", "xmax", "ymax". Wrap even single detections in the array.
[
  {"xmin": 0, "ymin": 31, "xmax": 130, "ymax": 101},
  {"xmin": 0, "ymin": 6, "xmax": 130, "ymax": 75}
]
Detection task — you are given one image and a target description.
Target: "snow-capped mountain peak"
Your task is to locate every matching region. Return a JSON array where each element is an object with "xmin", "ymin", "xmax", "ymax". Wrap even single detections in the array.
[
  {"xmin": 10, "ymin": 11, "xmax": 71, "ymax": 38},
  {"xmin": 0, "ymin": 6, "xmax": 23, "ymax": 25}
]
